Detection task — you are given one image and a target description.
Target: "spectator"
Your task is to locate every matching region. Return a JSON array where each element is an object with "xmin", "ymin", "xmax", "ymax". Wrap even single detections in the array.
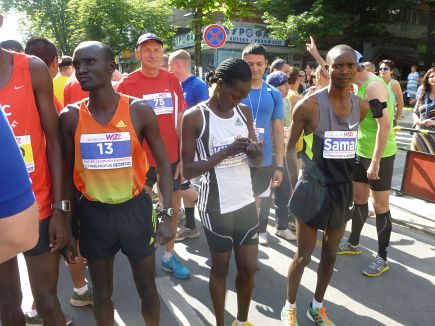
[{"xmin": 406, "ymin": 65, "xmax": 419, "ymax": 106}]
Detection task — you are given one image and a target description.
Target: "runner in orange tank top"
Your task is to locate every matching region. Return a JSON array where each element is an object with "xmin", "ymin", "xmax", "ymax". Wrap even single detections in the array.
[
  {"xmin": 60, "ymin": 41, "xmax": 174, "ymax": 326},
  {"xmin": 0, "ymin": 13, "xmax": 69, "ymax": 326}
]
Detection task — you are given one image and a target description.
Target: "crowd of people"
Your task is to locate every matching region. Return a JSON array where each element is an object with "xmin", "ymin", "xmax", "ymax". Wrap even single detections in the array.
[{"xmin": 1, "ymin": 9, "xmax": 435, "ymax": 326}]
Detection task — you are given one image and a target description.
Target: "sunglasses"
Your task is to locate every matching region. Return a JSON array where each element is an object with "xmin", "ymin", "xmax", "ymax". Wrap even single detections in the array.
[{"xmin": 379, "ymin": 67, "xmax": 390, "ymax": 71}]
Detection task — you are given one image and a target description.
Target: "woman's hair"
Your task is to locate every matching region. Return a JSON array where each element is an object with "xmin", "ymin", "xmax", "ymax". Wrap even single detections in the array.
[
  {"xmin": 379, "ymin": 59, "xmax": 394, "ymax": 70},
  {"xmin": 417, "ymin": 67, "xmax": 435, "ymax": 106},
  {"xmin": 205, "ymin": 58, "xmax": 252, "ymax": 87}
]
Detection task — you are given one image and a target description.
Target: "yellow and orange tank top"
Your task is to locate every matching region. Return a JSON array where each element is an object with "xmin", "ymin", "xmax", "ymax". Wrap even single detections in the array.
[
  {"xmin": 0, "ymin": 52, "xmax": 53, "ymax": 220},
  {"xmin": 73, "ymin": 94, "xmax": 149, "ymax": 204}
]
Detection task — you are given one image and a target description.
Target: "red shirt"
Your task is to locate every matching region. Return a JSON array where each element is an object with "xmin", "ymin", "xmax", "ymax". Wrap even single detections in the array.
[
  {"xmin": 64, "ymin": 75, "xmax": 89, "ymax": 106},
  {"xmin": 116, "ymin": 68, "xmax": 186, "ymax": 166},
  {"xmin": 0, "ymin": 52, "xmax": 53, "ymax": 220}
]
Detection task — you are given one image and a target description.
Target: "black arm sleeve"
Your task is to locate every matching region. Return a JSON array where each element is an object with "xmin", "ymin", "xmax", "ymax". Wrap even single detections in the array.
[{"xmin": 368, "ymin": 99, "xmax": 387, "ymax": 118}]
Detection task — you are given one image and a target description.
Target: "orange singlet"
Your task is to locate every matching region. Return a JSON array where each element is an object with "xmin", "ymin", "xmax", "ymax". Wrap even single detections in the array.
[
  {"xmin": 73, "ymin": 94, "xmax": 149, "ymax": 204},
  {"xmin": 0, "ymin": 52, "xmax": 53, "ymax": 220}
]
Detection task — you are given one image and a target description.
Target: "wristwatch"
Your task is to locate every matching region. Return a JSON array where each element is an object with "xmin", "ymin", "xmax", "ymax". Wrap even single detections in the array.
[
  {"xmin": 275, "ymin": 166, "xmax": 284, "ymax": 172},
  {"xmin": 51, "ymin": 200, "xmax": 71, "ymax": 212},
  {"xmin": 158, "ymin": 208, "xmax": 175, "ymax": 218}
]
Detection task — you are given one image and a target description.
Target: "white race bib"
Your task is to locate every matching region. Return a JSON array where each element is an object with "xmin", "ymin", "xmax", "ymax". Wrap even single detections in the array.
[
  {"xmin": 323, "ymin": 131, "xmax": 357, "ymax": 159},
  {"xmin": 15, "ymin": 135, "xmax": 35, "ymax": 173},
  {"xmin": 80, "ymin": 132, "xmax": 132, "ymax": 170},
  {"xmin": 212, "ymin": 136, "xmax": 248, "ymax": 169},
  {"xmin": 143, "ymin": 92, "xmax": 173, "ymax": 115}
]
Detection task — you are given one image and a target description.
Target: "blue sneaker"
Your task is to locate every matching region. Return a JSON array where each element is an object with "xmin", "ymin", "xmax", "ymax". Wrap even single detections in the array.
[{"xmin": 161, "ymin": 253, "xmax": 190, "ymax": 279}]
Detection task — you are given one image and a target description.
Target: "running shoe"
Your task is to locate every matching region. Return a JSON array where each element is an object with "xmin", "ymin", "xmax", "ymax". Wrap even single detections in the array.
[
  {"xmin": 25, "ymin": 311, "xmax": 72, "ymax": 326},
  {"xmin": 281, "ymin": 306, "xmax": 298, "ymax": 326},
  {"xmin": 337, "ymin": 239, "xmax": 361, "ymax": 255},
  {"xmin": 161, "ymin": 253, "xmax": 190, "ymax": 279},
  {"xmin": 175, "ymin": 226, "xmax": 200, "ymax": 242},
  {"xmin": 306, "ymin": 305, "xmax": 335, "ymax": 326},
  {"xmin": 70, "ymin": 285, "xmax": 93, "ymax": 307},
  {"xmin": 259, "ymin": 232, "xmax": 269, "ymax": 245},
  {"xmin": 362, "ymin": 256, "xmax": 389, "ymax": 277},
  {"xmin": 275, "ymin": 228, "xmax": 297, "ymax": 241},
  {"xmin": 231, "ymin": 320, "xmax": 254, "ymax": 326}
]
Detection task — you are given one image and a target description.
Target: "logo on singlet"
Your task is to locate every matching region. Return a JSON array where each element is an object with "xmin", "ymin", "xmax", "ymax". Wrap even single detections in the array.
[
  {"xmin": 235, "ymin": 117, "xmax": 243, "ymax": 126},
  {"xmin": 14, "ymin": 85, "xmax": 24, "ymax": 90},
  {"xmin": 116, "ymin": 120, "xmax": 127, "ymax": 128}
]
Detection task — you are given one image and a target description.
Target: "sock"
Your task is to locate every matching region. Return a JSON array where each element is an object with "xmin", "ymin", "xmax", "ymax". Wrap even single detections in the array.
[
  {"xmin": 184, "ymin": 207, "xmax": 196, "ymax": 229},
  {"xmin": 284, "ymin": 299, "xmax": 296, "ymax": 309},
  {"xmin": 348, "ymin": 203, "xmax": 369, "ymax": 246},
  {"xmin": 163, "ymin": 251, "xmax": 173, "ymax": 260},
  {"xmin": 311, "ymin": 297, "xmax": 323, "ymax": 309},
  {"xmin": 235, "ymin": 319, "xmax": 246, "ymax": 325},
  {"xmin": 27, "ymin": 309, "xmax": 38, "ymax": 318},
  {"xmin": 74, "ymin": 283, "xmax": 88, "ymax": 295},
  {"xmin": 376, "ymin": 211, "xmax": 392, "ymax": 261}
]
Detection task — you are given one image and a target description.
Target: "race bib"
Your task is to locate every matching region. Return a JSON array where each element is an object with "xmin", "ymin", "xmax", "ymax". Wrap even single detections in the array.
[
  {"xmin": 15, "ymin": 135, "xmax": 35, "ymax": 173},
  {"xmin": 212, "ymin": 136, "xmax": 248, "ymax": 169},
  {"xmin": 143, "ymin": 92, "xmax": 173, "ymax": 115},
  {"xmin": 80, "ymin": 132, "xmax": 132, "ymax": 170},
  {"xmin": 323, "ymin": 131, "xmax": 357, "ymax": 159}
]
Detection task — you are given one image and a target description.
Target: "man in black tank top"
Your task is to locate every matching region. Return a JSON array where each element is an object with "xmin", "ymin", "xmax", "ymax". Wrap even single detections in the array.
[{"xmin": 280, "ymin": 45, "xmax": 369, "ymax": 326}]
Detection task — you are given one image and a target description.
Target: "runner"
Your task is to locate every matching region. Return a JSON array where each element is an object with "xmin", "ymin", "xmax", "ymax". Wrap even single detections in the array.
[
  {"xmin": 281, "ymin": 45, "xmax": 368, "ymax": 326},
  {"xmin": 337, "ymin": 53, "xmax": 397, "ymax": 278},
  {"xmin": 53, "ymin": 55, "xmax": 74, "ymax": 107},
  {"xmin": 0, "ymin": 12, "xmax": 69, "ymax": 325},
  {"xmin": 60, "ymin": 41, "xmax": 174, "ymax": 325},
  {"xmin": 181, "ymin": 57, "xmax": 262, "ymax": 326},
  {"xmin": 117, "ymin": 32, "xmax": 189, "ymax": 279},
  {"xmin": 241, "ymin": 43, "xmax": 284, "ymax": 245}
]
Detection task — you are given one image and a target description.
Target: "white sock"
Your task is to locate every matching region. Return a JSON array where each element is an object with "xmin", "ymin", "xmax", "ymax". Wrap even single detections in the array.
[
  {"xmin": 163, "ymin": 251, "xmax": 173, "ymax": 260},
  {"xmin": 27, "ymin": 309, "xmax": 38, "ymax": 317},
  {"xmin": 74, "ymin": 283, "xmax": 88, "ymax": 295},
  {"xmin": 311, "ymin": 297, "xmax": 323, "ymax": 309},
  {"xmin": 235, "ymin": 319, "xmax": 246, "ymax": 326},
  {"xmin": 284, "ymin": 299, "xmax": 296, "ymax": 309}
]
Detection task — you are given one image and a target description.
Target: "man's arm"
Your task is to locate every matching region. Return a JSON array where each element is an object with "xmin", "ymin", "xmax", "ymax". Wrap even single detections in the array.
[
  {"xmin": 271, "ymin": 89, "xmax": 285, "ymax": 187},
  {"xmin": 365, "ymin": 81, "xmax": 391, "ymax": 180},
  {"xmin": 392, "ymin": 80, "xmax": 404, "ymax": 122},
  {"xmin": 29, "ymin": 56, "xmax": 67, "ymax": 252},
  {"xmin": 240, "ymin": 104, "xmax": 263, "ymax": 167},
  {"xmin": 306, "ymin": 36, "xmax": 328, "ymax": 78}
]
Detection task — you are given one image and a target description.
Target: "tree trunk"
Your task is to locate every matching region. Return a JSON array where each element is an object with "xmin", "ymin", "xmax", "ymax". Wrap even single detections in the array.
[{"xmin": 194, "ymin": 8, "xmax": 203, "ymax": 76}]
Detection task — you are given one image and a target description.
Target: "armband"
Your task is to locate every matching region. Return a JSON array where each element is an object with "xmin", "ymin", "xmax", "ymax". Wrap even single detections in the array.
[{"xmin": 368, "ymin": 99, "xmax": 387, "ymax": 118}]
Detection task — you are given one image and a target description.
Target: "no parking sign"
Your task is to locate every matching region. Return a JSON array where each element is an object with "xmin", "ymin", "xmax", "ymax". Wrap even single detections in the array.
[{"xmin": 203, "ymin": 24, "xmax": 227, "ymax": 49}]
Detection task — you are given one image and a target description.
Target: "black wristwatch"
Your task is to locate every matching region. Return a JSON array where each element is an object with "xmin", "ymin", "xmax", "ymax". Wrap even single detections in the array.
[
  {"xmin": 51, "ymin": 200, "xmax": 71, "ymax": 212},
  {"xmin": 158, "ymin": 208, "xmax": 175, "ymax": 218},
  {"xmin": 275, "ymin": 166, "xmax": 284, "ymax": 172}
]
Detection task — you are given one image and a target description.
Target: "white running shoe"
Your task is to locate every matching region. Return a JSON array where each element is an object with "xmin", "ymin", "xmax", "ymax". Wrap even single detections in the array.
[
  {"xmin": 258, "ymin": 232, "xmax": 269, "ymax": 245},
  {"xmin": 275, "ymin": 228, "xmax": 297, "ymax": 241}
]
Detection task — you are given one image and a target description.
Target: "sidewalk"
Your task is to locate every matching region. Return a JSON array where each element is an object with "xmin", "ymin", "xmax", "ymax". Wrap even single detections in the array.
[{"xmin": 389, "ymin": 193, "xmax": 435, "ymax": 236}]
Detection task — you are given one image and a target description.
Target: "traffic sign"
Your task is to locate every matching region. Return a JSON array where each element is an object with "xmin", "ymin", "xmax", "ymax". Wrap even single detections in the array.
[{"xmin": 203, "ymin": 24, "xmax": 227, "ymax": 49}]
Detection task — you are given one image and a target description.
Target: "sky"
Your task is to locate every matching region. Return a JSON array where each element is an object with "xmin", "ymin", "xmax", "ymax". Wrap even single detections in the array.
[{"xmin": 0, "ymin": 11, "xmax": 23, "ymax": 43}]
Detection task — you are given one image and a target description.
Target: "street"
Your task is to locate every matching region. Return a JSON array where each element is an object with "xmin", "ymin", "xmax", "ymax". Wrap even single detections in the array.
[{"xmin": 17, "ymin": 211, "xmax": 435, "ymax": 326}]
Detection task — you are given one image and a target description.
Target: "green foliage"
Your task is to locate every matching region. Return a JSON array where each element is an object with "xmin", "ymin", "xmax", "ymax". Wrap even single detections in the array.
[
  {"xmin": 2, "ymin": 0, "xmax": 174, "ymax": 55},
  {"xmin": 261, "ymin": 0, "xmax": 419, "ymax": 48}
]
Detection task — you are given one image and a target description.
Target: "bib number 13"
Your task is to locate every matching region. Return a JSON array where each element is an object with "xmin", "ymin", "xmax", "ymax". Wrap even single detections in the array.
[{"xmin": 97, "ymin": 142, "xmax": 113, "ymax": 155}]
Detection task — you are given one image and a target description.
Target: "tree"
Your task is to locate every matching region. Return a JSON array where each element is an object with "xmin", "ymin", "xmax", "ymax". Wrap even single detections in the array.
[
  {"xmin": 261, "ymin": 0, "xmax": 417, "ymax": 50},
  {"xmin": 168, "ymin": 0, "xmax": 254, "ymax": 73},
  {"xmin": 1, "ymin": 0, "xmax": 174, "ymax": 55}
]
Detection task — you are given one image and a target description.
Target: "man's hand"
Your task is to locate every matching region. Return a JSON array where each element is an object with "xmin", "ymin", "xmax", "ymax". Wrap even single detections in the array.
[
  {"xmin": 48, "ymin": 210, "xmax": 68, "ymax": 253},
  {"xmin": 271, "ymin": 169, "xmax": 283, "ymax": 188},
  {"xmin": 367, "ymin": 160, "xmax": 380, "ymax": 180},
  {"xmin": 224, "ymin": 137, "xmax": 251, "ymax": 157},
  {"xmin": 156, "ymin": 217, "xmax": 175, "ymax": 246},
  {"xmin": 306, "ymin": 36, "xmax": 318, "ymax": 55},
  {"xmin": 62, "ymin": 234, "xmax": 78, "ymax": 264},
  {"xmin": 246, "ymin": 141, "xmax": 263, "ymax": 160}
]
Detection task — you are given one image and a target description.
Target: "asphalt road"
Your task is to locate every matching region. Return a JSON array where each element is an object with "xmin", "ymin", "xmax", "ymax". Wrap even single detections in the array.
[{"xmin": 17, "ymin": 211, "xmax": 435, "ymax": 326}]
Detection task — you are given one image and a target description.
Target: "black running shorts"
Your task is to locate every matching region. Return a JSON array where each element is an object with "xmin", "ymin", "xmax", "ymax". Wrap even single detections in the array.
[
  {"xmin": 78, "ymin": 191, "xmax": 156, "ymax": 261},
  {"xmin": 145, "ymin": 162, "xmax": 181, "ymax": 191},
  {"xmin": 290, "ymin": 176, "xmax": 353, "ymax": 230},
  {"xmin": 353, "ymin": 155, "xmax": 395, "ymax": 191},
  {"xmin": 24, "ymin": 217, "xmax": 50, "ymax": 257},
  {"xmin": 200, "ymin": 202, "xmax": 258, "ymax": 252}
]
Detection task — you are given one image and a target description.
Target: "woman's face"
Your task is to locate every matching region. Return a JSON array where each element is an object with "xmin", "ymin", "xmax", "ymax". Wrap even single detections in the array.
[
  {"xmin": 217, "ymin": 79, "xmax": 252, "ymax": 111},
  {"xmin": 428, "ymin": 71, "xmax": 435, "ymax": 88},
  {"xmin": 379, "ymin": 63, "xmax": 391, "ymax": 79}
]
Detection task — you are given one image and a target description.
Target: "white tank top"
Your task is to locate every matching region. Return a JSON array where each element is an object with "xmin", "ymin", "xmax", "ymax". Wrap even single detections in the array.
[{"xmin": 195, "ymin": 102, "xmax": 255, "ymax": 214}]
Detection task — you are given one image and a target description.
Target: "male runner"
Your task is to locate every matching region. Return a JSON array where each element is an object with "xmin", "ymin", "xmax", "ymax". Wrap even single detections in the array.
[
  {"xmin": 281, "ymin": 45, "xmax": 369, "ymax": 326},
  {"xmin": 168, "ymin": 49, "xmax": 208, "ymax": 241},
  {"xmin": 0, "ymin": 11, "xmax": 69, "ymax": 325},
  {"xmin": 53, "ymin": 55, "xmax": 74, "ymax": 106},
  {"xmin": 337, "ymin": 53, "xmax": 397, "ymax": 277},
  {"xmin": 241, "ymin": 43, "xmax": 284, "ymax": 245},
  {"xmin": 60, "ymin": 41, "xmax": 174, "ymax": 326},
  {"xmin": 117, "ymin": 33, "xmax": 189, "ymax": 279}
]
